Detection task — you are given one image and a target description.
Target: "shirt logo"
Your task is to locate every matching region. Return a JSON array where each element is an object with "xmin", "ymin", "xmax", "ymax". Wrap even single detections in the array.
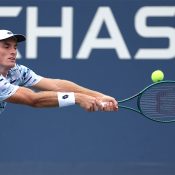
[
  {"xmin": 62, "ymin": 95, "xmax": 68, "ymax": 99},
  {"xmin": 7, "ymin": 31, "xmax": 12, "ymax": 35}
]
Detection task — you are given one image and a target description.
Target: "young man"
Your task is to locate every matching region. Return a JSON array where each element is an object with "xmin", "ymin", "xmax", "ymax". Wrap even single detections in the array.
[{"xmin": 0, "ymin": 29, "xmax": 118, "ymax": 114}]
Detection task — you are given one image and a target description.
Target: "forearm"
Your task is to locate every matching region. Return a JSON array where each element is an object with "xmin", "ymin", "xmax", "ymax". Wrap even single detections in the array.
[
  {"xmin": 32, "ymin": 91, "xmax": 76, "ymax": 108},
  {"xmin": 55, "ymin": 80, "xmax": 105, "ymax": 98},
  {"xmin": 56, "ymin": 81, "xmax": 118, "ymax": 111},
  {"xmin": 32, "ymin": 78, "xmax": 118, "ymax": 111},
  {"xmin": 6, "ymin": 87, "xmax": 59, "ymax": 107},
  {"xmin": 6, "ymin": 86, "xmax": 96, "ymax": 110},
  {"xmin": 33, "ymin": 78, "xmax": 104, "ymax": 98},
  {"xmin": 31, "ymin": 91, "xmax": 59, "ymax": 107}
]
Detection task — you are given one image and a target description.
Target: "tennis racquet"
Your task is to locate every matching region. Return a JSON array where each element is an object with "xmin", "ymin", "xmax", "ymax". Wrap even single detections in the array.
[{"xmin": 103, "ymin": 81, "xmax": 175, "ymax": 123}]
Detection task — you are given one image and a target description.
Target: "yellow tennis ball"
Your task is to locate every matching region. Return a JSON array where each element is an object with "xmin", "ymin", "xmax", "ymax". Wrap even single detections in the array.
[{"xmin": 151, "ymin": 70, "xmax": 164, "ymax": 83}]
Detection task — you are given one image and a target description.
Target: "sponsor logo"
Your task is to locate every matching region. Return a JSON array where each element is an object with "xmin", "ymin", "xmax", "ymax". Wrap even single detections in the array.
[
  {"xmin": 62, "ymin": 95, "xmax": 68, "ymax": 99},
  {"xmin": 0, "ymin": 6, "xmax": 174, "ymax": 60}
]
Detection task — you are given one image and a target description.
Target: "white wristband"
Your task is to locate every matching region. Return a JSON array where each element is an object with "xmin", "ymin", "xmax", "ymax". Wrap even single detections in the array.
[{"xmin": 58, "ymin": 92, "xmax": 75, "ymax": 107}]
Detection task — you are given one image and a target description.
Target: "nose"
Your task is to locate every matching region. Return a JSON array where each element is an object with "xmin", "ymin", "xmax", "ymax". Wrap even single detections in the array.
[{"xmin": 11, "ymin": 48, "xmax": 17, "ymax": 56}]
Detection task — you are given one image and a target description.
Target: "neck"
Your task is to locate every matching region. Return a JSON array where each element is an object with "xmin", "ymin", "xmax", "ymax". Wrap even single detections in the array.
[{"xmin": 0, "ymin": 66, "xmax": 10, "ymax": 77}]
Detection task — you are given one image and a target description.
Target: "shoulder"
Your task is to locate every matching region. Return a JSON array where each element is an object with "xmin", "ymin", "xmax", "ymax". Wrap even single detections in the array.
[
  {"xmin": 9, "ymin": 64, "xmax": 28, "ymax": 74},
  {"xmin": 9, "ymin": 64, "xmax": 34, "ymax": 77}
]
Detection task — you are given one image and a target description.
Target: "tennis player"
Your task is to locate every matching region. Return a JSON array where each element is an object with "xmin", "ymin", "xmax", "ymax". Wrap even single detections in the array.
[{"xmin": 0, "ymin": 29, "xmax": 118, "ymax": 114}]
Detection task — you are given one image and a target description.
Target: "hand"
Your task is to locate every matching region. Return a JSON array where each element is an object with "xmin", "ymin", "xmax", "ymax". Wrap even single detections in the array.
[
  {"xmin": 75, "ymin": 93, "xmax": 99, "ymax": 112},
  {"xmin": 96, "ymin": 95, "xmax": 118, "ymax": 112}
]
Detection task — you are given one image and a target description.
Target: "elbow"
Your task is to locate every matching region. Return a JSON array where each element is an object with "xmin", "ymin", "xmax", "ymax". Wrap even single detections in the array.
[{"xmin": 6, "ymin": 87, "xmax": 44, "ymax": 108}]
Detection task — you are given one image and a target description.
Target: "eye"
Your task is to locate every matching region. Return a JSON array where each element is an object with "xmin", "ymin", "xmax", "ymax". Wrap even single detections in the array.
[
  {"xmin": 3, "ymin": 43, "xmax": 10, "ymax": 49},
  {"xmin": 4, "ymin": 45, "xmax": 9, "ymax": 49}
]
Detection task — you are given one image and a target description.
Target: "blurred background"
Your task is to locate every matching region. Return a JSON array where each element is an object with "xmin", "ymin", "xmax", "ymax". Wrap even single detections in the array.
[{"xmin": 0, "ymin": 0, "xmax": 175, "ymax": 174}]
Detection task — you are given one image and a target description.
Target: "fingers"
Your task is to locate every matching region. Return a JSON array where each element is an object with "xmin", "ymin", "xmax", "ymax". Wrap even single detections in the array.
[
  {"xmin": 105, "ymin": 101, "xmax": 115, "ymax": 111},
  {"xmin": 91, "ymin": 99, "xmax": 118, "ymax": 112},
  {"xmin": 77, "ymin": 93, "xmax": 118, "ymax": 112},
  {"xmin": 97, "ymin": 98, "xmax": 118, "ymax": 112},
  {"xmin": 88, "ymin": 102, "xmax": 98, "ymax": 112},
  {"xmin": 111, "ymin": 98, "xmax": 118, "ymax": 108},
  {"xmin": 96, "ymin": 100, "xmax": 104, "ymax": 111},
  {"xmin": 101, "ymin": 101, "xmax": 117, "ymax": 111},
  {"xmin": 111, "ymin": 100, "xmax": 118, "ymax": 111},
  {"xmin": 85, "ymin": 98, "xmax": 99, "ymax": 112},
  {"xmin": 106, "ymin": 98, "xmax": 118, "ymax": 111}
]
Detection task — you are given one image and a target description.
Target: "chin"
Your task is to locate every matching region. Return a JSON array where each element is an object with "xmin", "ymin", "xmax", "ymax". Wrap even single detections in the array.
[{"xmin": 7, "ymin": 63, "xmax": 16, "ymax": 69}]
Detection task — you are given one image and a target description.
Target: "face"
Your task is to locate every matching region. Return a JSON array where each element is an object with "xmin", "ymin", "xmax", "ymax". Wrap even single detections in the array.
[{"xmin": 0, "ymin": 37, "xmax": 17, "ymax": 70}]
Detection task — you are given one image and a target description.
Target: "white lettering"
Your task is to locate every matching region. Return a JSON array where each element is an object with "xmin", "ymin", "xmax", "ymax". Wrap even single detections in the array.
[
  {"xmin": 77, "ymin": 7, "xmax": 130, "ymax": 59},
  {"xmin": 0, "ymin": 7, "xmax": 22, "ymax": 17},
  {"xmin": 135, "ymin": 6, "xmax": 175, "ymax": 59},
  {"xmin": 0, "ymin": 6, "xmax": 174, "ymax": 60},
  {"xmin": 26, "ymin": 7, "xmax": 73, "ymax": 59}
]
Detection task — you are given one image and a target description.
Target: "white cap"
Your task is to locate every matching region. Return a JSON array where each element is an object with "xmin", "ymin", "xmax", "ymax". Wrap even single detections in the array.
[{"xmin": 0, "ymin": 29, "xmax": 25, "ymax": 42}]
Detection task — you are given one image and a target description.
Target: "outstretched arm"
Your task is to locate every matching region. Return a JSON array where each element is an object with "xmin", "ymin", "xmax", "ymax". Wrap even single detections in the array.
[
  {"xmin": 5, "ymin": 87, "xmax": 100, "ymax": 112},
  {"xmin": 32, "ymin": 78, "xmax": 118, "ymax": 111},
  {"xmin": 33, "ymin": 78, "xmax": 103, "ymax": 96}
]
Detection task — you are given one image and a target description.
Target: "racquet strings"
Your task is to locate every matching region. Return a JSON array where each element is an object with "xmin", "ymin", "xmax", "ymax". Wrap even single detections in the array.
[{"xmin": 139, "ymin": 83, "xmax": 175, "ymax": 122}]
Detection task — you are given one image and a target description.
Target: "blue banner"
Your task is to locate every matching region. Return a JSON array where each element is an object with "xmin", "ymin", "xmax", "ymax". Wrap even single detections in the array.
[{"xmin": 0, "ymin": 0, "xmax": 175, "ymax": 174}]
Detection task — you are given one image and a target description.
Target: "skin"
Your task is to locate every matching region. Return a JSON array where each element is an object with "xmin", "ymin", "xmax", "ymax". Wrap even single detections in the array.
[{"xmin": 0, "ymin": 37, "xmax": 118, "ymax": 112}]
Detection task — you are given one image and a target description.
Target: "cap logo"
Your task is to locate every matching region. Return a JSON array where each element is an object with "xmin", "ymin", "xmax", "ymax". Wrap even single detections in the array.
[{"xmin": 7, "ymin": 31, "xmax": 12, "ymax": 35}]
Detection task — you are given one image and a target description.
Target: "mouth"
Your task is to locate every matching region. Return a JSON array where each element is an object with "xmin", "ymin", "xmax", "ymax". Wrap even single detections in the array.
[{"xmin": 8, "ymin": 57, "xmax": 16, "ymax": 61}]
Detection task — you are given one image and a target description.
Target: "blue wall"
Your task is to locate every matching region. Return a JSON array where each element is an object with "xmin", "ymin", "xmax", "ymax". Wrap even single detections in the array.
[{"xmin": 0, "ymin": 0, "xmax": 175, "ymax": 174}]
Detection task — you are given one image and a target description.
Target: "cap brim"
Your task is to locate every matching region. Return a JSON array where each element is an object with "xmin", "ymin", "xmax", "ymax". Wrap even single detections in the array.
[{"xmin": 13, "ymin": 34, "xmax": 26, "ymax": 42}]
